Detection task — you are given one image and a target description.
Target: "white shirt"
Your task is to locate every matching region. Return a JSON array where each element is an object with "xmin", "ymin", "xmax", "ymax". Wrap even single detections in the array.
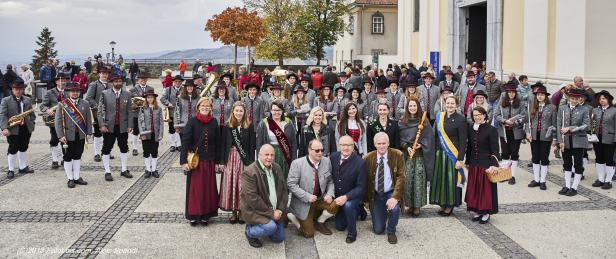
[{"xmin": 375, "ymin": 152, "xmax": 393, "ymax": 193}]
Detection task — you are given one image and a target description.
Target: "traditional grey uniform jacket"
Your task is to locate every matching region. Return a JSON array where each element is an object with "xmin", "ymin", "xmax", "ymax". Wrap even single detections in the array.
[
  {"xmin": 255, "ymin": 118, "xmax": 298, "ymax": 160},
  {"xmin": 418, "ymin": 84, "xmax": 441, "ymax": 120},
  {"xmin": 129, "ymin": 84, "xmax": 154, "ymax": 98},
  {"xmin": 0, "ymin": 95, "xmax": 36, "ymax": 135},
  {"xmin": 333, "ymin": 96, "xmax": 345, "ymax": 120},
  {"xmin": 557, "ymin": 104, "xmax": 590, "ymax": 149},
  {"xmin": 385, "ymin": 89, "xmax": 404, "ymax": 120},
  {"xmin": 438, "ymin": 80, "xmax": 461, "ymax": 93},
  {"xmin": 287, "ymin": 156, "xmax": 334, "ymax": 220},
  {"xmin": 138, "ymin": 106, "xmax": 165, "ymax": 141},
  {"xmin": 212, "ymin": 97, "xmax": 233, "ymax": 126},
  {"xmin": 174, "ymin": 95, "xmax": 199, "ymax": 128},
  {"xmin": 342, "ymin": 99, "xmax": 367, "ymax": 121},
  {"xmin": 85, "ymin": 80, "xmax": 110, "ymax": 110},
  {"xmin": 456, "ymin": 83, "xmax": 486, "ymax": 109},
  {"xmin": 361, "ymin": 90, "xmax": 376, "ymax": 106},
  {"xmin": 54, "ymin": 98, "xmax": 92, "ymax": 141},
  {"xmin": 97, "ymin": 88, "xmax": 133, "ymax": 133},
  {"xmin": 242, "ymin": 95, "xmax": 265, "ymax": 130},
  {"xmin": 288, "ymin": 99, "xmax": 312, "ymax": 126},
  {"xmin": 40, "ymin": 87, "xmax": 66, "ymax": 112},
  {"xmin": 264, "ymin": 97, "xmax": 289, "ymax": 118},
  {"xmin": 592, "ymin": 106, "xmax": 616, "ymax": 144},
  {"xmin": 313, "ymin": 98, "xmax": 336, "ymax": 122},
  {"xmin": 524, "ymin": 103, "xmax": 557, "ymax": 142},
  {"xmin": 494, "ymin": 101, "xmax": 528, "ymax": 140},
  {"xmin": 292, "ymin": 89, "xmax": 316, "ymax": 106},
  {"xmin": 334, "ymin": 81, "xmax": 351, "ymax": 92},
  {"xmin": 160, "ymin": 86, "xmax": 182, "ymax": 118}
]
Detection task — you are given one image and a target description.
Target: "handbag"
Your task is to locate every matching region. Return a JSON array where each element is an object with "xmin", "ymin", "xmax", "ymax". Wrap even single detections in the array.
[
  {"xmin": 486, "ymin": 155, "xmax": 512, "ymax": 183},
  {"xmin": 186, "ymin": 128, "xmax": 207, "ymax": 171}
]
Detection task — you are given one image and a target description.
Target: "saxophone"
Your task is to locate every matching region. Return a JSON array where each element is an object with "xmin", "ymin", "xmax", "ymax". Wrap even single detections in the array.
[{"xmin": 8, "ymin": 104, "xmax": 37, "ymax": 127}]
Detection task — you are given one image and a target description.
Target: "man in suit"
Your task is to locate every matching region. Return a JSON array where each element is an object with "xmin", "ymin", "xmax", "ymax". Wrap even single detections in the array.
[
  {"xmin": 241, "ymin": 144, "xmax": 289, "ymax": 248},
  {"xmin": 439, "ymin": 70, "xmax": 460, "ymax": 94},
  {"xmin": 418, "ymin": 73, "xmax": 441, "ymax": 125},
  {"xmin": 242, "ymin": 82, "xmax": 265, "ymax": 132},
  {"xmin": 287, "ymin": 139, "xmax": 337, "ymax": 238},
  {"xmin": 385, "ymin": 79, "xmax": 403, "ymax": 120},
  {"xmin": 329, "ymin": 135, "xmax": 367, "ymax": 243},
  {"xmin": 97, "ymin": 74, "xmax": 134, "ymax": 181},
  {"xmin": 456, "ymin": 71, "xmax": 486, "ymax": 116},
  {"xmin": 364, "ymin": 132, "xmax": 405, "ymax": 244},
  {"xmin": 0, "ymin": 79, "xmax": 36, "ymax": 178},
  {"xmin": 40, "ymin": 72, "xmax": 69, "ymax": 169},
  {"xmin": 128, "ymin": 72, "xmax": 154, "ymax": 156},
  {"xmin": 85, "ymin": 66, "xmax": 111, "ymax": 161},
  {"xmin": 55, "ymin": 83, "xmax": 93, "ymax": 188}
]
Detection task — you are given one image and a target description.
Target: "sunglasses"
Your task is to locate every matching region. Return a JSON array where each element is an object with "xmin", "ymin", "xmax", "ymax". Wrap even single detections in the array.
[{"xmin": 311, "ymin": 148, "xmax": 324, "ymax": 153}]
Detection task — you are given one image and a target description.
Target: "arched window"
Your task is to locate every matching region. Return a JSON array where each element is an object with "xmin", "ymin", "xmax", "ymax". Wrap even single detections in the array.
[{"xmin": 372, "ymin": 12, "xmax": 384, "ymax": 34}]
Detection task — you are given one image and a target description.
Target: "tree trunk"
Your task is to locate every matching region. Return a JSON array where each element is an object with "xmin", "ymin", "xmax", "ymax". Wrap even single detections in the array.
[
  {"xmin": 233, "ymin": 44, "xmax": 238, "ymax": 80},
  {"xmin": 315, "ymin": 46, "xmax": 322, "ymax": 66},
  {"xmin": 278, "ymin": 55, "xmax": 284, "ymax": 66}
]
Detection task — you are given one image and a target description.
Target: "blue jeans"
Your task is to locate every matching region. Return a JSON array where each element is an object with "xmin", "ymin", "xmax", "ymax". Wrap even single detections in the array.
[
  {"xmin": 371, "ymin": 191, "xmax": 400, "ymax": 235},
  {"xmin": 335, "ymin": 198, "xmax": 360, "ymax": 236},
  {"xmin": 246, "ymin": 220, "xmax": 285, "ymax": 243}
]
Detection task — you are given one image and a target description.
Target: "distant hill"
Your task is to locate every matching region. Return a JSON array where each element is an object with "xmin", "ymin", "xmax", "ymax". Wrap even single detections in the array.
[{"xmin": 154, "ymin": 46, "xmax": 334, "ymax": 65}]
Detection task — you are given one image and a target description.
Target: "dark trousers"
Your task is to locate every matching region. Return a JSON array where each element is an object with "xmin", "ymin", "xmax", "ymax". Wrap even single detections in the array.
[
  {"xmin": 130, "ymin": 73, "xmax": 137, "ymax": 86},
  {"xmin": 49, "ymin": 126, "xmax": 60, "ymax": 146},
  {"xmin": 167, "ymin": 118, "xmax": 175, "ymax": 134},
  {"xmin": 93, "ymin": 115, "xmax": 102, "ymax": 138},
  {"xmin": 531, "ymin": 140, "xmax": 551, "ymax": 165},
  {"xmin": 132, "ymin": 118, "xmax": 140, "ymax": 136},
  {"xmin": 593, "ymin": 138, "xmax": 615, "ymax": 166},
  {"xmin": 370, "ymin": 191, "xmax": 400, "ymax": 235},
  {"xmin": 500, "ymin": 130, "xmax": 521, "ymax": 160},
  {"xmin": 334, "ymin": 198, "xmax": 360, "ymax": 237},
  {"xmin": 64, "ymin": 132, "xmax": 85, "ymax": 161},
  {"xmin": 102, "ymin": 126, "xmax": 129, "ymax": 155},
  {"xmin": 7, "ymin": 126, "xmax": 31, "ymax": 154},
  {"xmin": 142, "ymin": 135, "xmax": 159, "ymax": 158},
  {"xmin": 563, "ymin": 148, "xmax": 584, "ymax": 174}
]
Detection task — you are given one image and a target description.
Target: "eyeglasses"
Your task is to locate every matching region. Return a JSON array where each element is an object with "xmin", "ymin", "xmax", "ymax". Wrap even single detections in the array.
[
  {"xmin": 311, "ymin": 148, "xmax": 324, "ymax": 153},
  {"xmin": 271, "ymin": 109, "xmax": 282, "ymax": 112}
]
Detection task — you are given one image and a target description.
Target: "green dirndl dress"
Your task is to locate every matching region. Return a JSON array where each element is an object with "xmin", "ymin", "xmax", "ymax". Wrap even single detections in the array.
[{"xmin": 404, "ymin": 149, "xmax": 427, "ymax": 208}]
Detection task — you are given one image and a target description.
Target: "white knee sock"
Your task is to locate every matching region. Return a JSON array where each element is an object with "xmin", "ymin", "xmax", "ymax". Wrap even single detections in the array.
[
  {"xmin": 286, "ymin": 213, "xmax": 301, "ymax": 229},
  {"xmin": 131, "ymin": 134, "xmax": 137, "ymax": 150},
  {"xmin": 102, "ymin": 154, "xmax": 111, "ymax": 173},
  {"xmin": 51, "ymin": 146, "xmax": 58, "ymax": 162},
  {"xmin": 564, "ymin": 171, "xmax": 572, "ymax": 188},
  {"xmin": 73, "ymin": 160, "xmax": 81, "ymax": 180},
  {"xmin": 583, "ymin": 158, "xmax": 588, "ymax": 167},
  {"xmin": 606, "ymin": 166, "xmax": 615, "ymax": 183},
  {"xmin": 572, "ymin": 174, "xmax": 582, "ymax": 190},
  {"xmin": 540, "ymin": 165, "xmax": 548, "ymax": 183},
  {"xmin": 317, "ymin": 210, "xmax": 334, "ymax": 223},
  {"xmin": 532, "ymin": 164, "xmax": 540, "ymax": 182},
  {"xmin": 17, "ymin": 151, "xmax": 27, "ymax": 170},
  {"xmin": 511, "ymin": 161, "xmax": 518, "ymax": 177},
  {"xmin": 120, "ymin": 152, "xmax": 128, "ymax": 171},
  {"xmin": 144, "ymin": 157, "xmax": 152, "ymax": 171},
  {"xmin": 151, "ymin": 156, "xmax": 158, "ymax": 171},
  {"xmin": 7, "ymin": 154, "xmax": 16, "ymax": 171},
  {"xmin": 596, "ymin": 164, "xmax": 606, "ymax": 183},
  {"xmin": 94, "ymin": 137, "xmax": 102, "ymax": 156},
  {"xmin": 174, "ymin": 133, "xmax": 181, "ymax": 147},
  {"xmin": 64, "ymin": 160, "xmax": 74, "ymax": 180}
]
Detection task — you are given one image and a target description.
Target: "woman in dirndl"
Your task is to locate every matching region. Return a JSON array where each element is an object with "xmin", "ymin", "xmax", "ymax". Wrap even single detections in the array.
[
  {"xmin": 256, "ymin": 101, "xmax": 297, "ymax": 178},
  {"xmin": 219, "ymin": 101, "xmax": 256, "ymax": 224}
]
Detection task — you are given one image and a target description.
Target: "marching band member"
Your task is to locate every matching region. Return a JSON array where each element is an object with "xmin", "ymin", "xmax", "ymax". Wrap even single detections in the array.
[
  {"xmin": 591, "ymin": 90, "xmax": 616, "ymax": 189},
  {"xmin": 256, "ymin": 101, "xmax": 297, "ymax": 178},
  {"xmin": 138, "ymin": 90, "xmax": 164, "ymax": 178},
  {"xmin": 525, "ymin": 85, "xmax": 557, "ymax": 190},
  {"xmin": 161, "ymin": 75, "xmax": 183, "ymax": 152},
  {"xmin": 367, "ymin": 102, "xmax": 399, "ymax": 153},
  {"xmin": 212, "ymin": 82, "xmax": 234, "ymax": 130},
  {"xmin": 40, "ymin": 72, "xmax": 69, "ymax": 169},
  {"xmin": 345, "ymin": 86, "xmax": 366, "ymax": 121},
  {"xmin": 494, "ymin": 82, "xmax": 527, "ymax": 185},
  {"xmin": 418, "ymin": 72, "xmax": 441, "ymax": 125},
  {"xmin": 396, "ymin": 82, "xmax": 420, "ymax": 121},
  {"xmin": 289, "ymin": 85, "xmax": 312, "ymax": 145},
  {"xmin": 241, "ymin": 81, "xmax": 265, "ymax": 131},
  {"xmin": 220, "ymin": 73, "xmax": 238, "ymax": 101},
  {"xmin": 55, "ymin": 82, "xmax": 92, "ymax": 188},
  {"xmin": 174, "ymin": 79, "xmax": 199, "ymax": 136},
  {"xmin": 284, "ymin": 73, "xmax": 298, "ymax": 100},
  {"xmin": 97, "ymin": 74, "xmax": 134, "ymax": 181},
  {"xmin": 298, "ymin": 76, "xmax": 316, "ymax": 105},
  {"xmin": 367, "ymin": 89, "xmax": 387, "ymax": 120},
  {"xmin": 85, "ymin": 66, "xmax": 111, "ymax": 162},
  {"xmin": 0, "ymin": 79, "xmax": 35, "ymax": 178},
  {"xmin": 333, "ymin": 85, "xmax": 346, "ymax": 120},
  {"xmin": 361, "ymin": 80, "xmax": 376, "ymax": 108},
  {"xmin": 433, "ymin": 86, "xmax": 455, "ymax": 116},
  {"xmin": 313, "ymin": 84, "xmax": 336, "ymax": 123},
  {"xmin": 385, "ymin": 79, "xmax": 403, "ymax": 120},
  {"xmin": 128, "ymin": 72, "xmax": 154, "ymax": 156},
  {"xmin": 264, "ymin": 83, "xmax": 289, "ymax": 117}
]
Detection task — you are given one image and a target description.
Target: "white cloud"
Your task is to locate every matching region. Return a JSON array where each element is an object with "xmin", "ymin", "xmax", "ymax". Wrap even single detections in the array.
[{"xmin": 0, "ymin": 1, "xmax": 29, "ymax": 16}]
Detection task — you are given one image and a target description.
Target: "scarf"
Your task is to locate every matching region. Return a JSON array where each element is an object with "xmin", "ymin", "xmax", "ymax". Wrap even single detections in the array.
[{"xmin": 196, "ymin": 112, "xmax": 213, "ymax": 124}]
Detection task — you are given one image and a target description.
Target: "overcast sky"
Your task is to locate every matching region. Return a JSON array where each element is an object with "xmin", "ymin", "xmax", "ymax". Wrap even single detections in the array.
[{"xmin": 0, "ymin": 0, "xmax": 243, "ymax": 62}]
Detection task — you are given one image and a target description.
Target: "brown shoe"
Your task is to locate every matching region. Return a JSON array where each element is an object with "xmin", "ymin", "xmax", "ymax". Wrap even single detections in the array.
[
  {"xmin": 387, "ymin": 233, "xmax": 398, "ymax": 244},
  {"xmin": 315, "ymin": 222, "xmax": 332, "ymax": 235}
]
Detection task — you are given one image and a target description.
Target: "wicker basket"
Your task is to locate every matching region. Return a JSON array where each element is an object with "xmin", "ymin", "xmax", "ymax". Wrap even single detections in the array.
[{"xmin": 486, "ymin": 155, "xmax": 512, "ymax": 183}]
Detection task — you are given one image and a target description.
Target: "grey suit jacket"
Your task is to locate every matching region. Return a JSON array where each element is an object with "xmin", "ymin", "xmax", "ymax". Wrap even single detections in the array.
[
  {"xmin": 97, "ymin": 88, "xmax": 133, "ymax": 133},
  {"xmin": 85, "ymin": 80, "xmax": 110, "ymax": 110},
  {"xmin": 557, "ymin": 104, "xmax": 590, "ymax": 149},
  {"xmin": 385, "ymin": 90, "xmax": 404, "ymax": 120},
  {"xmin": 129, "ymin": 84, "xmax": 154, "ymax": 97},
  {"xmin": 242, "ymin": 95, "xmax": 265, "ymax": 131},
  {"xmin": 54, "ymin": 98, "xmax": 92, "ymax": 141},
  {"xmin": 418, "ymin": 84, "xmax": 441, "ymax": 120},
  {"xmin": 212, "ymin": 97, "xmax": 233, "ymax": 126},
  {"xmin": 456, "ymin": 83, "xmax": 486, "ymax": 109},
  {"xmin": 138, "ymin": 106, "xmax": 165, "ymax": 140},
  {"xmin": 173, "ymin": 96, "xmax": 198, "ymax": 128},
  {"xmin": 287, "ymin": 156, "xmax": 335, "ymax": 220},
  {"xmin": 592, "ymin": 106, "xmax": 616, "ymax": 144},
  {"xmin": 0, "ymin": 95, "xmax": 36, "ymax": 135},
  {"xmin": 160, "ymin": 86, "xmax": 182, "ymax": 116},
  {"xmin": 439, "ymin": 80, "xmax": 461, "ymax": 93},
  {"xmin": 494, "ymin": 101, "xmax": 528, "ymax": 140},
  {"xmin": 313, "ymin": 98, "xmax": 336, "ymax": 122},
  {"xmin": 40, "ymin": 87, "xmax": 66, "ymax": 112},
  {"xmin": 525, "ymin": 104, "xmax": 557, "ymax": 142}
]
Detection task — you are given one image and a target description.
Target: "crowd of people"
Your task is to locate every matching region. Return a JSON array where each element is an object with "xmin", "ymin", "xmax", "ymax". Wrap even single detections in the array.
[{"xmin": 0, "ymin": 59, "xmax": 614, "ymax": 247}]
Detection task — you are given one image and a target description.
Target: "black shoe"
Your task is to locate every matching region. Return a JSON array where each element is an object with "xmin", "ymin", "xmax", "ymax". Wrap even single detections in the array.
[
  {"xmin": 527, "ymin": 163, "xmax": 532, "ymax": 167},
  {"xmin": 472, "ymin": 215, "xmax": 482, "ymax": 222},
  {"xmin": 120, "ymin": 170, "xmax": 133, "ymax": 178},
  {"xmin": 132, "ymin": 149, "xmax": 138, "ymax": 156},
  {"xmin": 581, "ymin": 175, "xmax": 585, "ymax": 180},
  {"xmin": 67, "ymin": 180, "xmax": 75, "ymax": 188},
  {"xmin": 18, "ymin": 167, "xmax": 34, "ymax": 174},
  {"xmin": 592, "ymin": 180, "xmax": 604, "ymax": 187},
  {"xmin": 7, "ymin": 171, "xmax": 15, "ymax": 179},
  {"xmin": 74, "ymin": 178, "xmax": 88, "ymax": 185},
  {"xmin": 110, "ymin": 155, "xmax": 115, "ymax": 159},
  {"xmin": 151, "ymin": 170, "xmax": 160, "ymax": 178},
  {"xmin": 345, "ymin": 235, "xmax": 356, "ymax": 243},
  {"xmin": 387, "ymin": 233, "xmax": 397, "ymax": 244},
  {"xmin": 105, "ymin": 173, "xmax": 114, "ymax": 181},
  {"xmin": 189, "ymin": 220, "xmax": 198, "ymax": 227},
  {"xmin": 359, "ymin": 207, "xmax": 367, "ymax": 221},
  {"xmin": 51, "ymin": 161, "xmax": 60, "ymax": 169},
  {"xmin": 201, "ymin": 220, "xmax": 209, "ymax": 226},
  {"xmin": 528, "ymin": 180, "xmax": 540, "ymax": 188},
  {"xmin": 438, "ymin": 209, "xmax": 453, "ymax": 217},
  {"xmin": 565, "ymin": 188, "xmax": 578, "ymax": 196},
  {"xmin": 558, "ymin": 187, "xmax": 569, "ymax": 195},
  {"xmin": 479, "ymin": 215, "xmax": 491, "ymax": 224},
  {"xmin": 540, "ymin": 182, "xmax": 547, "ymax": 190},
  {"xmin": 245, "ymin": 229, "xmax": 263, "ymax": 248},
  {"xmin": 170, "ymin": 147, "xmax": 177, "ymax": 152},
  {"xmin": 94, "ymin": 155, "xmax": 102, "ymax": 162},
  {"xmin": 613, "ymin": 174, "xmax": 616, "ymax": 181},
  {"xmin": 144, "ymin": 171, "xmax": 151, "ymax": 178},
  {"xmin": 602, "ymin": 182, "xmax": 612, "ymax": 190},
  {"xmin": 508, "ymin": 177, "xmax": 516, "ymax": 185}
]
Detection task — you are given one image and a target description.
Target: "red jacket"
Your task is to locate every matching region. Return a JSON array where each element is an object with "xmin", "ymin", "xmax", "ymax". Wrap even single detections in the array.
[
  {"xmin": 162, "ymin": 75, "xmax": 173, "ymax": 88},
  {"xmin": 311, "ymin": 72, "xmax": 323, "ymax": 90},
  {"xmin": 72, "ymin": 74, "xmax": 88, "ymax": 92}
]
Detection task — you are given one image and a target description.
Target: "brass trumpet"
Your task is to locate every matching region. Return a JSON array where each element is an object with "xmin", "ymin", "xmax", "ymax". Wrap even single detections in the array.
[
  {"xmin": 131, "ymin": 97, "xmax": 146, "ymax": 112},
  {"xmin": 164, "ymin": 106, "xmax": 171, "ymax": 122},
  {"xmin": 8, "ymin": 104, "xmax": 37, "ymax": 127},
  {"xmin": 43, "ymin": 105, "xmax": 57, "ymax": 126}
]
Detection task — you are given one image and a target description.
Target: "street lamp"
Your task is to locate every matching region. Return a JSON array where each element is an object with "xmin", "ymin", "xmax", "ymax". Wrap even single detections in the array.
[{"xmin": 109, "ymin": 41, "xmax": 117, "ymax": 62}]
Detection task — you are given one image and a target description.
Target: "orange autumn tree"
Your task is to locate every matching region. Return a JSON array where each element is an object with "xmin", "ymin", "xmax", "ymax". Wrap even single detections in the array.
[{"xmin": 205, "ymin": 7, "xmax": 265, "ymax": 79}]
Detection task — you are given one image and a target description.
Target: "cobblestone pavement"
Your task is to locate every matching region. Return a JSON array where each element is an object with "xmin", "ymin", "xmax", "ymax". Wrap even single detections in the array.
[{"xmin": 1, "ymin": 81, "xmax": 614, "ymax": 258}]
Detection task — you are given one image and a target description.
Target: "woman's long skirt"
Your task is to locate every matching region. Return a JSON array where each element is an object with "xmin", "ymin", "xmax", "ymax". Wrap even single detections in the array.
[
  {"xmin": 273, "ymin": 144, "xmax": 290, "ymax": 179},
  {"xmin": 429, "ymin": 150, "xmax": 461, "ymax": 208},
  {"xmin": 465, "ymin": 165, "xmax": 498, "ymax": 214},
  {"xmin": 185, "ymin": 160, "xmax": 218, "ymax": 221},
  {"xmin": 403, "ymin": 150, "xmax": 427, "ymax": 208},
  {"xmin": 219, "ymin": 146, "xmax": 243, "ymax": 211}
]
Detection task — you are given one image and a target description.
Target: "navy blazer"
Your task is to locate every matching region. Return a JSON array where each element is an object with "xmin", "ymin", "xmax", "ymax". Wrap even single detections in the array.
[{"xmin": 329, "ymin": 152, "xmax": 367, "ymax": 201}]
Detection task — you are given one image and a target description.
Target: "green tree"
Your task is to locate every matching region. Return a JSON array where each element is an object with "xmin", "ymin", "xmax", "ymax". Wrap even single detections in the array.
[
  {"xmin": 245, "ymin": 0, "xmax": 310, "ymax": 66},
  {"xmin": 298, "ymin": 0, "xmax": 349, "ymax": 65},
  {"xmin": 30, "ymin": 27, "xmax": 58, "ymax": 77}
]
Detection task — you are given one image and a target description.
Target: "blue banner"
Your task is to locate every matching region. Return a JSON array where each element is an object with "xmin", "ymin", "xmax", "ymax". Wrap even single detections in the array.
[{"xmin": 430, "ymin": 51, "xmax": 440, "ymax": 79}]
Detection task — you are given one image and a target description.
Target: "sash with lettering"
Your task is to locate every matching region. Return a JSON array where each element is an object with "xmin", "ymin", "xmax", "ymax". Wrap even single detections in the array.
[
  {"xmin": 230, "ymin": 127, "xmax": 251, "ymax": 166},
  {"xmin": 266, "ymin": 118, "xmax": 292, "ymax": 165},
  {"xmin": 61, "ymin": 98, "xmax": 88, "ymax": 135},
  {"xmin": 435, "ymin": 111, "xmax": 466, "ymax": 187}
]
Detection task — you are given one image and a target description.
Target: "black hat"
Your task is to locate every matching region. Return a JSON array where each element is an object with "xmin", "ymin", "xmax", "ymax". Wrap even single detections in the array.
[
  {"xmin": 335, "ymin": 85, "xmax": 347, "ymax": 93},
  {"xmin": 595, "ymin": 90, "xmax": 614, "ymax": 103},
  {"xmin": 270, "ymin": 83, "xmax": 283, "ymax": 91},
  {"xmin": 375, "ymin": 88, "xmax": 386, "ymax": 95},
  {"xmin": 349, "ymin": 85, "xmax": 362, "ymax": 93},
  {"xmin": 11, "ymin": 79, "xmax": 26, "ymax": 88},
  {"xmin": 293, "ymin": 85, "xmax": 307, "ymax": 93},
  {"xmin": 422, "ymin": 72, "xmax": 435, "ymax": 79},
  {"xmin": 457, "ymin": 65, "xmax": 463, "ymax": 69},
  {"xmin": 192, "ymin": 74, "xmax": 202, "ymax": 80},
  {"xmin": 444, "ymin": 70, "xmax": 454, "ymax": 76},
  {"xmin": 55, "ymin": 72, "xmax": 69, "ymax": 80},
  {"xmin": 466, "ymin": 71, "xmax": 476, "ymax": 78},
  {"xmin": 173, "ymin": 75, "xmax": 184, "ymax": 81},
  {"xmin": 244, "ymin": 81, "xmax": 260, "ymax": 90},
  {"xmin": 406, "ymin": 82, "xmax": 417, "ymax": 88},
  {"xmin": 504, "ymin": 81, "xmax": 517, "ymax": 92},
  {"xmin": 265, "ymin": 81, "xmax": 275, "ymax": 89},
  {"xmin": 321, "ymin": 83, "xmax": 333, "ymax": 90},
  {"xmin": 568, "ymin": 88, "xmax": 584, "ymax": 97},
  {"xmin": 144, "ymin": 89, "xmax": 158, "ymax": 97},
  {"xmin": 337, "ymin": 72, "xmax": 348, "ymax": 78},
  {"xmin": 362, "ymin": 79, "xmax": 374, "ymax": 86},
  {"xmin": 183, "ymin": 79, "xmax": 195, "ymax": 87},
  {"xmin": 137, "ymin": 72, "xmax": 150, "ymax": 79},
  {"xmin": 441, "ymin": 86, "xmax": 454, "ymax": 94},
  {"xmin": 473, "ymin": 90, "xmax": 488, "ymax": 99},
  {"xmin": 220, "ymin": 73, "xmax": 232, "ymax": 79},
  {"xmin": 98, "ymin": 66, "xmax": 111, "ymax": 73},
  {"xmin": 64, "ymin": 82, "xmax": 80, "ymax": 91},
  {"xmin": 530, "ymin": 81, "xmax": 544, "ymax": 89},
  {"xmin": 286, "ymin": 73, "xmax": 298, "ymax": 80},
  {"xmin": 109, "ymin": 74, "xmax": 123, "ymax": 82},
  {"xmin": 300, "ymin": 76, "xmax": 311, "ymax": 83},
  {"xmin": 534, "ymin": 86, "xmax": 550, "ymax": 96},
  {"xmin": 388, "ymin": 77, "xmax": 399, "ymax": 86}
]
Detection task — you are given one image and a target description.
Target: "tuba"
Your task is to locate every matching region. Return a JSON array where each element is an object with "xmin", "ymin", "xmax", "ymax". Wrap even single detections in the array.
[
  {"xmin": 202, "ymin": 72, "xmax": 219, "ymax": 97},
  {"xmin": 131, "ymin": 97, "xmax": 146, "ymax": 112},
  {"xmin": 43, "ymin": 105, "xmax": 57, "ymax": 126},
  {"xmin": 9, "ymin": 104, "xmax": 37, "ymax": 127}
]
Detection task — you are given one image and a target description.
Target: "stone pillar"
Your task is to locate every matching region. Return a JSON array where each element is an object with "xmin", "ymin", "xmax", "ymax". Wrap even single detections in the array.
[{"xmin": 486, "ymin": 0, "xmax": 503, "ymax": 76}]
